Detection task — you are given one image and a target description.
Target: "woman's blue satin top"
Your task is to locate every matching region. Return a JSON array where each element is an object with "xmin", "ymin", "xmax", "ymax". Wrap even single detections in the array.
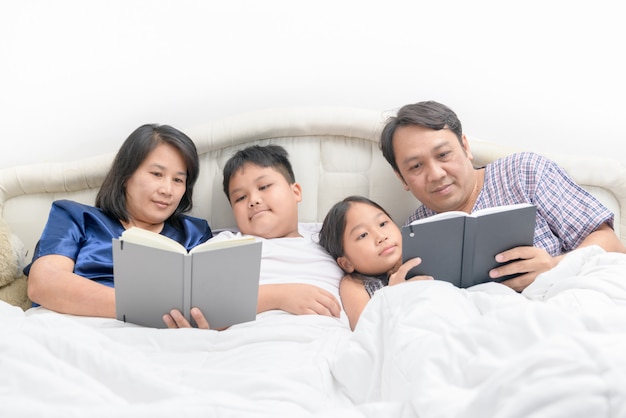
[{"xmin": 23, "ymin": 199, "xmax": 213, "ymax": 287}]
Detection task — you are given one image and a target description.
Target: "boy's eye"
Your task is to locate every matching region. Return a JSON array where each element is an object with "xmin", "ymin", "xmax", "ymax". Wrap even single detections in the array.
[
  {"xmin": 232, "ymin": 195, "xmax": 246, "ymax": 203},
  {"xmin": 259, "ymin": 183, "xmax": 271, "ymax": 191},
  {"xmin": 438, "ymin": 151, "xmax": 451, "ymax": 159}
]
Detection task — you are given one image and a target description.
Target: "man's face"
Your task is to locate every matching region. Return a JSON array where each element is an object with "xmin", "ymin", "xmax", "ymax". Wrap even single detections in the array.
[
  {"xmin": 392, "ymin": 125, "xmax": 477, "ymax": 213},
  {"xmin": 227, "ymin": 163, "xmax": 302, "ymax": 238}
]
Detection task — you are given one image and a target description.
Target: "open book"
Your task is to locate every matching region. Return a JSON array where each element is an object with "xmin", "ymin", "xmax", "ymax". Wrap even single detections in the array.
[
  {"xmin": 113, "ymin": 227, "xmax": 262, "ymax": 329},
  {"xmin": 402, "ymin": 203, "xmax": 537, "ymax": 288}
]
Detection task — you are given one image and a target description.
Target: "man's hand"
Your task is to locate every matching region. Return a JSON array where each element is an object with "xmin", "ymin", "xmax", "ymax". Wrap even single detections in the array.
[
  {"xmin": 490, "ymin": 246, "xmax": 561, "ymax": 292},
  {"xmin": 163, "ymin": 307, "xmax": 211, "ymax": 329}
]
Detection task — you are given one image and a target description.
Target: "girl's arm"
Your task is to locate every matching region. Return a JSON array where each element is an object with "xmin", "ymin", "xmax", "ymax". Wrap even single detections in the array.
[{"xmin": 339, "ymin": 275, "xmax": 371, "ymax": 331}]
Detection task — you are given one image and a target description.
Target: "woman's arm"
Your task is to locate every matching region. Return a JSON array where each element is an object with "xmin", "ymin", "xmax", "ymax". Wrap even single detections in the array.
[{"xmin": 27, "ymin": 254, "xmax": 116, "ymax": 318}]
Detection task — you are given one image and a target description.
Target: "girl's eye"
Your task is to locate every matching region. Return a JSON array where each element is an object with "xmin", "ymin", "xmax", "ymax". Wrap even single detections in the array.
[
  {"xmin": 174, "ymin": 177, "xmax": 185, "ymax": 184},
  {"xmin": 357, "ymin": 232, "xmax": 368, "ymax": 240},
  {"xmin": 151, "ymin": 171, "xmax": 163, "ymax": 177},
  {"xmin": 379, "ymin": 220, "xmax": 388, "ymax": 227}
]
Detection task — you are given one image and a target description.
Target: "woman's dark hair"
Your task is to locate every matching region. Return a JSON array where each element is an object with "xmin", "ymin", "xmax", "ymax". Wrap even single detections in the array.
[
  {"xmin": 380, "ymin": 100, "xmax": 463, "ymax": 174},
  {"xmin": 318, "ymin": 195, "xmax": 392, "ymax": 265},
  {"xmin": 95, "ymin": 123, "xmax": 199, "ymax": 228},
  {"xmin": 222, "ymin": 144, "xmax": 296, "ymax": 200}
]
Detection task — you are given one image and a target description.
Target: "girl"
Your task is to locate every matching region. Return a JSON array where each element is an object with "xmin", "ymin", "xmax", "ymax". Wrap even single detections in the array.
[{"xmin": 319, "ymin": 195, "xmax": 431, "ymax": 330}]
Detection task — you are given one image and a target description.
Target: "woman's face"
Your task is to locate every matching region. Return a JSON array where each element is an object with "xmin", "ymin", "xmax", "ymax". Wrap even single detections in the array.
[
  {"xmin": 124, "ymin": 142, "xmax": 187, "ymax": 232},
  {"xmin": 337, "ymin": 202, "xmax": 403, "ymax": 276}
]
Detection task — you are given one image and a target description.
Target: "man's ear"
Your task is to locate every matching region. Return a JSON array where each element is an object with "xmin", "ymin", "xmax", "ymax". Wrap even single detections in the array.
[
  {"xmin": 394, "ymin": 170, "xmax": 410, "ymax": 192},
  {"xmin": 337, "ymin": 256, "xmax": 355, "ymax": 273},
  {"xmin": 461, "ymin": 134, "xmax": 474, "ymax": 161}
]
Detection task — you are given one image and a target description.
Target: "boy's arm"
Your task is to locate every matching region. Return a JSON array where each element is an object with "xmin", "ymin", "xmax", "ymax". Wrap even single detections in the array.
[
  {"xmin": 257, "ymin": 284, "xmax": 341, "ymax": 317},
  {"xmin": 164, "ymin": 283, "xmax": 342, "ymax": 329}
]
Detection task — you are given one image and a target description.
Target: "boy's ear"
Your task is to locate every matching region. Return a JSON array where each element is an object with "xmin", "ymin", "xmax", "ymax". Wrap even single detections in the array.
[
  {"xmin": 337, "ymin": 256, "xmax": 355, "ymax": 273},
  {"xmin": 292, "ymin": 182, "xmax": 303, "ymax": 202}
]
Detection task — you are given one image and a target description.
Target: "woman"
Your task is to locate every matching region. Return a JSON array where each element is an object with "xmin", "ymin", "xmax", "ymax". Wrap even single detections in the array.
[{"xmin": 26, "ymin": 124, "xmax": 212, "ymax": 318}]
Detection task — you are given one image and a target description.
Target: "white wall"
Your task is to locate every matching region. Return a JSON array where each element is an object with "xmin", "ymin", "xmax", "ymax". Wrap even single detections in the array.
[{"xmin": 1, "ymin": 0, "xmax": 625, "ymax": 169}]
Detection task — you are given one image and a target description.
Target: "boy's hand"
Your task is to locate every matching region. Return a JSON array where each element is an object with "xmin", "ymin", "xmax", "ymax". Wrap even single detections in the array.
[
  {"xmin": 259, "ymin": 284, "xmax": 342, "ymax": 317},
  {"xmin": 388, "ymin": 257, "xmax": 433, "ymax": 286}
]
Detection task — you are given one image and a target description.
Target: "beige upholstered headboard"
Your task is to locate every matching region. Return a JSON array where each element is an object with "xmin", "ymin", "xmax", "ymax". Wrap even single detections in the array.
[{"xmin": 1, "ymin": 106, "xmax": 625, "ymax": 263}]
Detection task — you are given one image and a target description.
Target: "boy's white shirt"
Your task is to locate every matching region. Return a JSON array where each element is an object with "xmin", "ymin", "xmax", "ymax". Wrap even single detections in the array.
[{"xmin": 209, "ymin": 223, "xmax": 345, "ymax": 313}]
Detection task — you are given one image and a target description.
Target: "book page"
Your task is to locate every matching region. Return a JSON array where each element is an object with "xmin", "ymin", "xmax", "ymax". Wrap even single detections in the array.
[
  {"xmin": 189, "ymin": 235, "xmax": 257, "ymax": 254},
  {"xmin": 408, "ymin": 211, "xmax": 467, "ymax": 225},
  {"xmin": 120, "ymin": 227, "xmax": 186, "ymax": 254},
  {"xmin": 471, "ymin": 203, "xmax": 534, "ymax": 217}
]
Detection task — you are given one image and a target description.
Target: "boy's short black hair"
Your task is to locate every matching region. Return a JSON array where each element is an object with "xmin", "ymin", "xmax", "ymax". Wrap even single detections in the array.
[{"xmin": 222, "ymin": 144, "xmax": 296, "ymax": 199}]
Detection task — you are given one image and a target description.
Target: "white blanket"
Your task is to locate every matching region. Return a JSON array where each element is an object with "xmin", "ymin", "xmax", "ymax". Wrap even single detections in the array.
[
  {"xmin": 332, "ymin": 246, "xmax": 626, "ymax": 417},
  {"xmin": 2, "ymin": 246, "xmax": 626, "ymax": 417}
]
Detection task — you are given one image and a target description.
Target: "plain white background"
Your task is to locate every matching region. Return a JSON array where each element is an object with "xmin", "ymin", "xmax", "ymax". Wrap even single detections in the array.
[{"xmin": 1, "ymin": 0, "xmax": 624, "ymax": 169}]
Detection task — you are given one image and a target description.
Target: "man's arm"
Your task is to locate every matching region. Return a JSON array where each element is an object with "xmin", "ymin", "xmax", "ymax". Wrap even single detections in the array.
[
  {"xmin": 576, "ymin": 222, "xmax": 626, "ymax": 253},
  {"xmin": 491, "ymin": 222, "xmax": 626, "ymax": 292}
]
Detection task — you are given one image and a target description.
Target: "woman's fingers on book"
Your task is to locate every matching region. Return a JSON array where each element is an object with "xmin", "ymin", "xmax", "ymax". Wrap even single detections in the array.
[{"xmin": 190, "ymin": 307, "xmax": 211, "ymax": 329}]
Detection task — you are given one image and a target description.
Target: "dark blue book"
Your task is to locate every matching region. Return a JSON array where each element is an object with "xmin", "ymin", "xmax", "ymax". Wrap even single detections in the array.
[{"xmin": 402, "ymin": 203, "xmax": 537, "ymax": 288}]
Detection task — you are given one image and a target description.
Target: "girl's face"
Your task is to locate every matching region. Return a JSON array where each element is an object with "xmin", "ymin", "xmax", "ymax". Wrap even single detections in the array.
[
  {"xmin": 124, "ymin": 142, "xmax": 187, "ymax": 232},
  {"xmin": 337, "ymin": 202, "xmax": 403, "ymax": 276}
]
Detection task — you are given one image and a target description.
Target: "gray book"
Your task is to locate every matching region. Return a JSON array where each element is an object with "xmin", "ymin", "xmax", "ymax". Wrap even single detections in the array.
[
  {"xmin": 113, "ymin": 227, "xmax": 262, "ymax": 329},
  {"xmin": 402, "ymin": 203, "xmax": 536, "ymax": 288}
]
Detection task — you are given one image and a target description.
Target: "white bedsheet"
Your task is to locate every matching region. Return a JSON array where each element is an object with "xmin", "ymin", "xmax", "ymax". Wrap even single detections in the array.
[{"xmin": 2, "ymin": 246, "xmax": 626, "ymax": 417}]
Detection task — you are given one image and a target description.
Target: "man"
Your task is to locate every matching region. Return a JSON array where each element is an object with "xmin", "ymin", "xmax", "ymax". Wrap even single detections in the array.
[{"xmin": 380, "ymin": 100, "xmax": 626, "ymax": 291}]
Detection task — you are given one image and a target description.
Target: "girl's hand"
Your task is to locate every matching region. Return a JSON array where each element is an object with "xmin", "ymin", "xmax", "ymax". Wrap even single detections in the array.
[{"xmin": 388, "ymin": 257, "xmax": 433, "ymax": 286}]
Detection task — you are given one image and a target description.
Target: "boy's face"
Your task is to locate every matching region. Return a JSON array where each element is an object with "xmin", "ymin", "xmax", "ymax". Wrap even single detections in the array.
[
  {"xmin": 227, "ymin": 162, "xmax": 302, "ymax": 238},
  {"xmin": 337, "ymin": 202, "xmax": 402, "ymax": 276}
]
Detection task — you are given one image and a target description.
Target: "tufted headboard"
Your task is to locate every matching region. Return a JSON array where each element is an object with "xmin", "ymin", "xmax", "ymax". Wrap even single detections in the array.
[{"xmin": 1, "ymin": 106, "xmax": 626, "ymax": 264}]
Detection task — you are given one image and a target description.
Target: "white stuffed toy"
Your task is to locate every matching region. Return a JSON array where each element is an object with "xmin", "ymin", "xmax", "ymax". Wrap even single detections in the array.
[{"xmin": 0, "ymin": 217, "xmax": 30, "ymax": 310}]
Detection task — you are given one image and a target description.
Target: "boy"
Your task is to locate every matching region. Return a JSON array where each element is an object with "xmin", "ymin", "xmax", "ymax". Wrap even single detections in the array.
[{"xmin": 164, "ymin": 145, "xmax": 344, "ymax": 329}]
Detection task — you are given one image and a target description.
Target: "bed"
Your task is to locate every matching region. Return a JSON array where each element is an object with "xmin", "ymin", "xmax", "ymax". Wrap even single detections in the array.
[{"xmin": 2, "ymin": 107, "xmax": 626, "ymax": 417}]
